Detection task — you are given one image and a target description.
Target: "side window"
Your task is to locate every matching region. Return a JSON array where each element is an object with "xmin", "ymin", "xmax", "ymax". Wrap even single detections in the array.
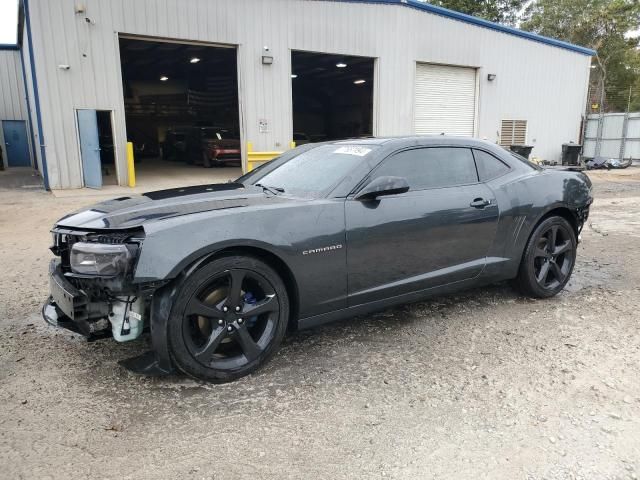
[
  {"xmin": 473, "ymin": 149, "xmax": 510, "ymax": 181},
  {"xmin": 372, "ymin": 147, "xmax": 478, "ymax": 190}
]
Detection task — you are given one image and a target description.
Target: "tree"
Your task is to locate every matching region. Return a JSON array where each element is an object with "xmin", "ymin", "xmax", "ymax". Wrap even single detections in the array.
[
  {"xmin": 428, "ymin": 0, "xmax": 527, "ymax": 25},
  {"xmin": 521, "ymin": 0, "xmax": 640, "ymax": 112}
]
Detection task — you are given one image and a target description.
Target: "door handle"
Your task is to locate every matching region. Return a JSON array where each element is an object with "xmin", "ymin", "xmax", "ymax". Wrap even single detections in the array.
[{"xmin": 470, "ymin": 198, "xmax": 491, "ymax": 208}]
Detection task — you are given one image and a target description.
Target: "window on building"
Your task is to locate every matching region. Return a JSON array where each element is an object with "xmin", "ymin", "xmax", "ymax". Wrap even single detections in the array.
[
  {"xmin": 473, "ymin": 149, "xmax": 510, "ymax": 181},
  {"xmin": 372, "ymin": 147, "xmax": 478, "ymax": 190},
  {"xmin": 500, "ymin": 119, "xmax": 527, "ymax": 146}
]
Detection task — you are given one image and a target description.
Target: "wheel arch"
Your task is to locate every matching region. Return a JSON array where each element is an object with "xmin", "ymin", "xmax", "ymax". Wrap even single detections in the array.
[
  {"xmin": 516, "ymin": 204, "xmax": 579, "ymax": 270},
  {"xmin": 534, "ymin": 205, "xmax": 579, "ymax": 237}
]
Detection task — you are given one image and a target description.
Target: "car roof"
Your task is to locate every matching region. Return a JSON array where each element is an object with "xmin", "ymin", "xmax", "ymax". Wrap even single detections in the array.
[{"xmin": 331, "ymin": 135, "xmax": 498, "ymax": 149}]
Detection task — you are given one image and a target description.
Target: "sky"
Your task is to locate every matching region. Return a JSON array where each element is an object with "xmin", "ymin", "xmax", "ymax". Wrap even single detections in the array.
[{"xmin": 0, "ymin": 0, "xmax": 18, "ymax": 44}]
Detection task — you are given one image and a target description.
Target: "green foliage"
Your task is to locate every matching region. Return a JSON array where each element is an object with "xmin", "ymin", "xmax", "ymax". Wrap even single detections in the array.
[
  {"xmin": 521, "ymin": 0, "xmax": 640, "ymax": 112},
  {"xmin": 429, "ymin": 0, "xmax": 527, "ymax": 25}
]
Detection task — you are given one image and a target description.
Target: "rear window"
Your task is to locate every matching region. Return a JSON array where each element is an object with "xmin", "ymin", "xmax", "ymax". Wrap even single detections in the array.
[
  {"xmin": 473, "ymin": 149, "xmax": 510, "ymax": 181},
  {"xmin": 510, "ymin": 151, "xmax": 542, "ymax": 170}
]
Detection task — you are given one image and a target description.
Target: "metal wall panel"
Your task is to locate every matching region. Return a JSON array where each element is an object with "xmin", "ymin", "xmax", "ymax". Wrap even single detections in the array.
[
  {"xmin": 0, "ymin": 49, "xmax": 30, "ymax": 168},
  {"xmin": 0, "ymin": 50, "xmax": 28, "ymax": 121},
  {"xmin": 26, "ymin": 0, "xmax": 592, "ymax": 188},
  {"xmin": 584, "ymin": 112, "xmax": 640, "ymax": 160}
]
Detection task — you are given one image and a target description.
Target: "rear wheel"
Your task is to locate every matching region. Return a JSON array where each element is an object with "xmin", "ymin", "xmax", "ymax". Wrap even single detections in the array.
[
  {"xmin": 168, "ymin": 255, "xmax": 289, "ymax": 382},
  {"xmin": 515, "ymin": 216, "xmax": 577, "ymax": 298}
]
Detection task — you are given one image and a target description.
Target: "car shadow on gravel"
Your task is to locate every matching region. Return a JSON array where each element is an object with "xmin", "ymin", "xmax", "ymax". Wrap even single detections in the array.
[{"xmin": 65, "ymin": 282, "xmax": 526, "ymax": 388}]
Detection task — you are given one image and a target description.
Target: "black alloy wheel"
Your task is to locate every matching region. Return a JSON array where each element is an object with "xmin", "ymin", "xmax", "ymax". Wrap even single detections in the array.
[
  {"xmin": 533, "ymin": 224, "xmax": 574, "ymax": 290},
  {"xmin": 515, "ymin": 216, "xmax": 577, "ymax": 298},
  {"xmin": 168, "ymin": 256, "xmax": 289, "ymax": 382}
]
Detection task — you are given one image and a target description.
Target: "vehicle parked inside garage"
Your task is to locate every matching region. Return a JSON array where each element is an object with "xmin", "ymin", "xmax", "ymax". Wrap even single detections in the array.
[
  {"xmin": 42, "ymin": 136, "xmax": 593, "ymax": 382},
  {"xmin": 162, "ymin": 126, "xmax": 240, "ymax": 167},
  {"xmin": 161, "ymin": 127, "xmax": 190, "ymax": 163},
  {"xmin": 200, "ymin": 127, "xmax": 241, "ymax": 168}
]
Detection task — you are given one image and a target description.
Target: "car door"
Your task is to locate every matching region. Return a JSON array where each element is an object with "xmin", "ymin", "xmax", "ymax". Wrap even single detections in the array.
[{"xmin": 345, "ymin": 146, "xmax": 499, "ymax": 307}]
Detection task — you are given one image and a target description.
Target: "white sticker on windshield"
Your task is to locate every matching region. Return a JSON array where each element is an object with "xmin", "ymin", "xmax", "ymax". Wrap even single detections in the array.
[{"xmin": 333, "ymin": 146, "xmax": 372, "ymax": 156}]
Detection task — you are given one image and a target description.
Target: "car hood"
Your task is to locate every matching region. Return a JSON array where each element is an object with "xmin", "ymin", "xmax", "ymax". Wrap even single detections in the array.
[{"xmin": 55, "ymin": 183, "xmax": 295, "ymax": 230}]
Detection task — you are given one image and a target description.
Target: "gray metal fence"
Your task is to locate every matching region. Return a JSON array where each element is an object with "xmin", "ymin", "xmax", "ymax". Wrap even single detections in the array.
[{"xmin": 583, "ymin": 112, "xmax": 640, "ymax": 161}]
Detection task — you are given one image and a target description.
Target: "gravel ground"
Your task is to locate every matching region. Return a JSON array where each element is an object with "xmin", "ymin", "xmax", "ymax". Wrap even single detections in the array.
[{"xmin": 1, "ymin": 168, "xmax": 639, "ymax": 480}]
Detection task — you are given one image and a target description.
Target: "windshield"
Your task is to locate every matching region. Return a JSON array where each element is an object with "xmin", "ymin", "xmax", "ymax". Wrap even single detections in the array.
[{"xmin": 248, "ymin": 144, "xmax": 378, "ymax": 197}]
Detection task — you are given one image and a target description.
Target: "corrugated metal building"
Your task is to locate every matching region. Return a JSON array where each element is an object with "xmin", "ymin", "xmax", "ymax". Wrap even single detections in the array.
[
  {"xmin": 0, "ymin": 46, "xmax": 33, "ymax": 169},
  {"xmin": 8, "ymin": 0, "xmax": 594, "ymax": 189}
]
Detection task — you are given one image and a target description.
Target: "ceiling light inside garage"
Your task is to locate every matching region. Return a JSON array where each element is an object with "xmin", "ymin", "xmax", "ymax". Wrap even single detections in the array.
[
  {"xmin": 336, "ymin": 62, "xmax": 347, "ymax": 68},
  {"xmin": 291, "ymin": 74, "xmax": 298, "ymax": 78},
  {"xmin": 353, "ymin": 79, "xmax": 366, "ymax": 84},
  {"xmin": 159, "ymin": 76, "xmax": 169, "ymax": 81},
  {"xmin": 190, "ymin": 57, "xmax": 201, "ymax": 63}
]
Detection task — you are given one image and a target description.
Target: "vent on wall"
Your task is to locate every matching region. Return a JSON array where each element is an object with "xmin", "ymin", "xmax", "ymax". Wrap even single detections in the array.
[{"xmin": 500, "ymin": 120, "xmax": 527, "ymax": 146}]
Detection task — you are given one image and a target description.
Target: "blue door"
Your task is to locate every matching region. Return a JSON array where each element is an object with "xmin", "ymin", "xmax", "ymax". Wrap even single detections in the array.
[
  {"xmin": 77, "ymin": 109, "xmax": 102, "ymax": 189},
  {"xmin": 2, "ymin": 120, "xmax": 31, "ymax": 167}
]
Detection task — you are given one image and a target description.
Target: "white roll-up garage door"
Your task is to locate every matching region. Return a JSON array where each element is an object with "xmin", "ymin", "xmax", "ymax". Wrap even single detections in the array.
[{"xmin": 414, "ymin": 63, "xmax": 477, "ymax": 136}]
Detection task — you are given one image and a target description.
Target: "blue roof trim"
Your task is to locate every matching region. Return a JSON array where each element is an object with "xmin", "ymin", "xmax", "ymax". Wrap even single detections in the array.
[
  {"xmin": 0, "ymin": 44, "xmax": 19, "ymax": 50},
  {"xmin": 340, "ymin": 0, "xmax": 596, "ymax": 56}
]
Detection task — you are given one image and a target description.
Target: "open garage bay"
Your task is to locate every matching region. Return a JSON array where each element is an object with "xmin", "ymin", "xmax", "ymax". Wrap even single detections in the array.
[{"xmin": 118, "ymin": 37, "xmax": 242, "ymax": 186}]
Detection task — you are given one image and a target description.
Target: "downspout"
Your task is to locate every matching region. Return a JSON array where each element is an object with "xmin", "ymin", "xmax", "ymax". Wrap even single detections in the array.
[
  {"xmin": 18, "ymin": 45, "xmax": 38, "ymax": 173},
  {"xmin": 23, "ymin": 0, "xmax": 50, "ymax": 190}
]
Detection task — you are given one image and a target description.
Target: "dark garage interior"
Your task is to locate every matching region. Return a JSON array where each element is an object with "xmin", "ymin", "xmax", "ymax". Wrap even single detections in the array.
[
  {"xmin": 119, "ymin": 37, "xmax": 242, "ymax": 180},
  {"xmin": 96, "ymin": 111, "xmax": 117, "ymax": 185},
  {"xmin": 291, "ymin": 51, "xmax": 374, "ymax": 142}
]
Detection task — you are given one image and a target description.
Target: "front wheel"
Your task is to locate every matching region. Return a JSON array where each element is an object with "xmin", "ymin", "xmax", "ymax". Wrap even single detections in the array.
[
  {"xmin": 515, "ymin": 216, "xmax": 577, "ymax": 298},
  {"xmin": 168, "ymin": 255, "xmax": 289, "ymax": 382}
]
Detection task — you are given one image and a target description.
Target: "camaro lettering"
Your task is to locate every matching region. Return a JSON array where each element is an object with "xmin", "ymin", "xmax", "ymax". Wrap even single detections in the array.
[{"xmin": 302, "ymin": 244, "xmax": 343, "ymax": 255}]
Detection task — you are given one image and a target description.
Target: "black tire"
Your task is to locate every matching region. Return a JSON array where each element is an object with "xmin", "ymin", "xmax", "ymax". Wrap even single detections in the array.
[
  {"xmin": 168, "ymin": 255, "xmax": 289, "ymax": 382},
  {"xmin": 515, "ymin": 216, "xmax": 577, "ymax": 298}
]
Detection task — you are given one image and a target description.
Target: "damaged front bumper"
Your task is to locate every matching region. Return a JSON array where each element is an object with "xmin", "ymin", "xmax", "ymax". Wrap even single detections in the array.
[
  {"xmin": 43, "ymin": 260, "xmax": 111, "ymax": 339},
  {"xmin": 42, "ymin": 259, "xmax": 175, "ymax": 376}
]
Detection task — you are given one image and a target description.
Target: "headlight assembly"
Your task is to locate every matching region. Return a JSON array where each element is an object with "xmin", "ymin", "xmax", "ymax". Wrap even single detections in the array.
[{"xmin": 70, "ymin": 242, "xmax": 137, "ymax": 276}]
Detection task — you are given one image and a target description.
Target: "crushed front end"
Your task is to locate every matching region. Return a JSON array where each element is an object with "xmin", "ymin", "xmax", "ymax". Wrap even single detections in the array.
[{"xmin": 43, "ymin": 227, "xmax": 174, "ymax": 375}]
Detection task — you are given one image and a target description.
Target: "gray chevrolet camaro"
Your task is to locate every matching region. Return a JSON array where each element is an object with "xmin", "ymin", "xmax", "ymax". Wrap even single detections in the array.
[{"xmin": 43, "ymin": 137, "xmax": 593, "ymax": 382}]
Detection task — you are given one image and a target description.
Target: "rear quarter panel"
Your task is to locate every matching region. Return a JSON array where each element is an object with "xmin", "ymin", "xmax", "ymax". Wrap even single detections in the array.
[{"xmin": 484, "ymin": 169, "xmax": 592, "ymax": 280}]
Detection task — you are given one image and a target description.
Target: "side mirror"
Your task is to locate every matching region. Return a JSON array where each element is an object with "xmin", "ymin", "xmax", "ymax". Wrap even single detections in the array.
[{"xmin": 355, "ymin": 176, "xmax": 410, "ymax": 201}]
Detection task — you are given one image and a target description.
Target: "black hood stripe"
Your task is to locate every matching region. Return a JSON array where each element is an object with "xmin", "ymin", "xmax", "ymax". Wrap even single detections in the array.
[{"xmin": 144, "ymin": 182, "xmax": 245, "ymax": 200}]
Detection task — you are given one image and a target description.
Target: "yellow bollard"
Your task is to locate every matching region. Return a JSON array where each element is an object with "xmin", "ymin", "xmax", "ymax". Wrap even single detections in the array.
[
  {"xmin": 126, "ymin": 142, "xmax": 136, "ymax": 188},
  {"xmin": 127, "ymin": 142, "xmax": 136, "ymax": 188}
]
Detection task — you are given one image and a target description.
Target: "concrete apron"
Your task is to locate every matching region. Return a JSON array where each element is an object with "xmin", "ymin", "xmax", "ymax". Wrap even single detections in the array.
[{"xmin": 50, "ymin": 161, "xmax": 242, "ymax": 199}]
